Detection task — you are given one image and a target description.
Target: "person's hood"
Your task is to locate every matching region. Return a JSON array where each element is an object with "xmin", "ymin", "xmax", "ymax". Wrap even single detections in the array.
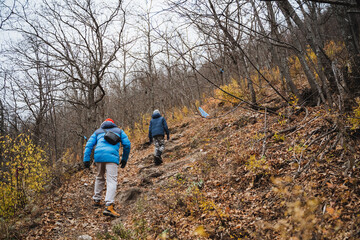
[
  {"xmin": 100, "ymin": 121, "xmax": 117, "ymax": 129},
  {"xmin": 152, "ymin": 112, "xmax": 161, "ymax": 119}
]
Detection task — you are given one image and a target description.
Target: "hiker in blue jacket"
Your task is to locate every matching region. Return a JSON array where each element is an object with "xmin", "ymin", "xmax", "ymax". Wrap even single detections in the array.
[
  {"xmin": 83, "ymin": 118, "xmax": 131, "ymax": 217},
  {"xmin": 149, "ymin": 110, "xmax": 170, "ymax": 165}
]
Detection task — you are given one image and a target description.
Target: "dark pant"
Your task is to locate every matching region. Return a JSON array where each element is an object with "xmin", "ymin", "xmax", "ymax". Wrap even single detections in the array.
[{"xmin": 153, "ymin": 135, "xmax": 165, "ymax": 157}]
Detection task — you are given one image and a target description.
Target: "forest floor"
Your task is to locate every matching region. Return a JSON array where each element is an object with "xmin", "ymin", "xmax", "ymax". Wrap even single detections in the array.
[{"xmin": 9, "ymin": 99, "xmax": 360, "ymax": 239}]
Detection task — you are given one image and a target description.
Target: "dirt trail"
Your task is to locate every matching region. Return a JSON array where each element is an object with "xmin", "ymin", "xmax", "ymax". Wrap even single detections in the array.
[
  {"xmin": 26, "ymin": 123, "xmax": 199, "ymax": 239},
  {"xmin": 20, "ymin": 105, "xmax": 360, "ymax": 239}
]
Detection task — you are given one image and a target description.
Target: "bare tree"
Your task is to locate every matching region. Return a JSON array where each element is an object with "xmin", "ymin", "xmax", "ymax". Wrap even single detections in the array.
[
  {"xmin": 133, "ymin": 0, "xmax": 164, "ymax": 111},
  {"xmin": 13, "ymin": 0, "xmax": 126, "ymax": 136},
  {"xmin": 105, "ymin": 30, "xmax": 140, "ymax": 128},
  {"xmin": 0, "ymin": 0, "xmax": 27, "ymax": 29},
  {"xmin": 257, "ymin": 1, "xmax": 301, "ymax": 100}
]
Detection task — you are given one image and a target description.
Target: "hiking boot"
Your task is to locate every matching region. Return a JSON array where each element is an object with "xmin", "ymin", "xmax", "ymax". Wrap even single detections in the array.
[
  {"xmin": 154, "ymin": 155, "xmax": 163, "ymax": 166},
  {"xmin": 93, "ymin": 199, "xmax": 102, "ymax": 207},
  {"xmin": 103, "ymin": 204, "xmax": 120, "ymax": 217}
]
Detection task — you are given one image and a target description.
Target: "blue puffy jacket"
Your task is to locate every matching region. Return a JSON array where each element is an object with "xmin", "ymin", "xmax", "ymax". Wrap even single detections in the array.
[
  {"xmin": 83, "ymin": 121, "xmax": 131, "ymax": 165},
  {"xmin": 149, "ymin": 112, "xmax": 170, "ymax": 141}
]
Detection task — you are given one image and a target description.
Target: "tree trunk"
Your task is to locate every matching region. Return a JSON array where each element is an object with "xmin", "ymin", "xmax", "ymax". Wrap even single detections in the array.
[
  {"xmin": 242, "ymin": 56, "xmax": 257, "ymax": 106},
  {"xmin": 278, "ymin": 1, "xmax": 336, "ymax": 99},
  {"xmin": 334, "ymin": 6, "xmax": 360, "ymax": 97},
  {"xmin": 264, "ymin": 1, "xmax": 301, "ymax": 100}
]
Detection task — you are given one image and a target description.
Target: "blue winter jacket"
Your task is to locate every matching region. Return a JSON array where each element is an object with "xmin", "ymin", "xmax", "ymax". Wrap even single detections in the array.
[
  {"xmin": 83, "ymin": 121, "xmax": 131, "ymax": 165},
  {"xmin": 149, "ymin": 112, "xmax": 170, "ymax": 141}
]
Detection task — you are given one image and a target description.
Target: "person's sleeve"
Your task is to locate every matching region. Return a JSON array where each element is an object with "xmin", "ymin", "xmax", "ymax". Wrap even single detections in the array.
[
  {"xmin": 163, "ymin": 117, "xmax": 170, "ymax": 138},
  {"xmin": 120, "ymin": 130, "xmax": 131, "ymax": 162},
  {"xmin": 83, "ymin": 133, "xmax": 97, "ymax": 162},
  {"xmin": 148, "ymin": 120, "xmax": 153, "ymax": 142}
]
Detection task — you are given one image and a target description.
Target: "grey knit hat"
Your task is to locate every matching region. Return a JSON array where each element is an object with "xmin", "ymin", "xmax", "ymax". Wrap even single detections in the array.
[{"xmin": 153, "ymin": 109, "xmax": 160, "ymax": 115}]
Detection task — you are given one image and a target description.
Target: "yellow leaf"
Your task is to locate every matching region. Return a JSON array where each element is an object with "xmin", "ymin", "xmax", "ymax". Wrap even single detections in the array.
[
  {"xmin": 158, "ymin": 229, "xmax": 169, "ymax": 239},
  {"xmin": 193, "ymin": 225, "xmax": 209, "ymax": 237}
]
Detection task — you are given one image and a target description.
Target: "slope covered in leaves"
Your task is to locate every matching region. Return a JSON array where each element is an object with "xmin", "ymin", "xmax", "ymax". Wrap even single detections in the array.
[{"xmin": 8, "ymin": 99, "xmax": 360, "ymax": 240}]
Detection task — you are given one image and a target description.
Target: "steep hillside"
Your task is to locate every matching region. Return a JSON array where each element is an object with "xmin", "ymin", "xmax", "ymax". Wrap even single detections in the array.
[{"xmin": 10, "ymin": 101, "xmax": 360, "ymax": 239}]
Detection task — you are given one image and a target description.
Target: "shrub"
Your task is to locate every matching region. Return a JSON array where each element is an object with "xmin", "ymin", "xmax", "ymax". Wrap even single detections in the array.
[
  {"xmin": 246, "ymin": 155, "xmax": 270, "ymax": 174},
  {"xmin": 0, "ymin": 134, "xmax": 49, "ymax": 218},
  {"xmin": 348, "ymin": 98, "xmax": 360, "ymax": 130},
  {"xmin": 215, "ymin": 78, "xmax": 243, "ymax": 104},
  {"xmin": 113, "ymin": 223, "xmax": 133, "ymax": 239},
  {"xmin": 271, "ymin": 177, "xmax": 321, "ymax": 239}
]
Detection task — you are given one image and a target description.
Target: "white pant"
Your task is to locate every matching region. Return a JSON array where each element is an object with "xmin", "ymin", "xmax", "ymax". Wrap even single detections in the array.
[{"xmin": 93, "ymin": 162, "xmax": 118, "ymax": 206}]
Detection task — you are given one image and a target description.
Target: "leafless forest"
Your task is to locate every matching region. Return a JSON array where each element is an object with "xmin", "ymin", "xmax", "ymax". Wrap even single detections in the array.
[{"xmin": 1, "ymin": 0, "xmax": 358, "ymax": 163}]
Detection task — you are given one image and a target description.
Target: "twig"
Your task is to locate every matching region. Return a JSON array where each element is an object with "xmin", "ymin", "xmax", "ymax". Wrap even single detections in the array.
[
  {"xmin": 305, "ymin": 125, "xmax": 337, "ymax": 149},
  {"xmin": 297, "ymin": 106, "xmax": 309, "ymax": 125},
  {"xmin": 296, "ymin": 132, "xmax": 337, "ymax": 177},
  {"xmin": 288, "ymin": 116, "xmax": 320, "ymax": 136},
  {"xmin": 320, "ymin": 131, "xmax": 342, "ymax": 161},
  {"xmin": 261, "ymin": 108, "xmax": 268, "ymax": 157},
  {"xmin": 296, "ymin": 128, "xmax": 320, "ymax": 168},
  {"xmin": 296, "ymin": 126, "xmax": 337, "ymax": 171},
  {"xmin": 260, "ymin": 126, "xmax": 297, "ymax": 142},
  {"xmin": 259, "ymin": 106, "xmax": 310, "ymax": 142}
]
